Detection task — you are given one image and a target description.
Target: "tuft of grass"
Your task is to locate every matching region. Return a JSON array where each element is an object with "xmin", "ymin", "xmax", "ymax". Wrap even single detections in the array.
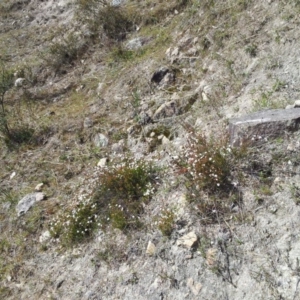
[
  {"xmin": 76, "ymin": 0, "xmax": 135, "ymax": 41},
  {"xmin": 40, "ymin": 32, "xmax": 86, "ymax": 71},
  {"xmin": 157, "ymin": 208, "xmax": 175, "ymax": 237}
]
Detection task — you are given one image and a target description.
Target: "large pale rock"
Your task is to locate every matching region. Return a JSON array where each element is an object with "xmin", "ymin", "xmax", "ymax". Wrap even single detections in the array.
[
  {"xmin": 16, "ymin": 192, "xmax": 45, "ymax": 216},
  {"xmin": 229, "ymin": 108, "xmax": 300, "ymax": 146}
]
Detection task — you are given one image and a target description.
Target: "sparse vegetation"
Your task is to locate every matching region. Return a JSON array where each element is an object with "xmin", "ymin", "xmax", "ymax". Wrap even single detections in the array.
[{"xmin": 1, "ymin": 0, "xmax": 300, "ymax": 298}]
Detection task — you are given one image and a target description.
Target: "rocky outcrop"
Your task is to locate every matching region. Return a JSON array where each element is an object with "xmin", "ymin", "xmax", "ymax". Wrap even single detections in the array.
[{"xmin": 229, "ymin": 108, "xmax": 300, "ymax": 146}]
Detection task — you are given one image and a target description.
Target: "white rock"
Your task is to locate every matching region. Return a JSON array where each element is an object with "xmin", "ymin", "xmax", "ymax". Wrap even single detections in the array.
[
  {"xmin": 273, "ymin": 177, "xmax": 283, "ymax": 184},
  {"xmin": 96, "ymin": 83, "xmax": 104, "ymax": 95},
  {"xmin": 162, "ymin": 136, "xmax": 170, "ymax": 145},
  {"xmin": 171, "ymin": 47, "xmax": 180, "ymax": 57},
  {"xmin": 294, "ymin": 100, "xmax": 300, "ymax": 107},
  {"xmin": 15, "ymin": 78, "xmax": 25, "ymax": 87},
  {"xmin": 146, "ymin": 241, "xmax": 156, "ymax": 256},
  {"xmin": 177, "ymin": 231, "xmax": 198, "ymax": 249},
  {"xmin": 10, "ymin": 171, "xmax": 16, "ymax": 180},
  {"xmin": 39, "ymin": 230, "xmax": 51, "ymax": 243},
  {"xmin": 35, "ymin": 183, "xmax": 44, "ymax": 191},
  {"xmin": 97, "ymin": 157, "xmax": 108, "ymax": 168},
  {"xmin": 83, "ymin": 117, "xmax": 93, "ymax": 128},
  {"xmin": 202, "ymin": 92, "xmax": 209, "ymax": 102},
  {"xmin": 93, "ymin": 133, "xmax": 108, "ymax": 148}
]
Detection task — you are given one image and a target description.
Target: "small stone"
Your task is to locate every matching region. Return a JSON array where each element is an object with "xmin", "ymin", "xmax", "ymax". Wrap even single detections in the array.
[
  {"xmin": 273, "ymin": 177, "xmax": 283, "ymax": 184},
  {"xmin": 294, "ymin": 100, "xmax": 300, "ymax": 107},
  {"xmin": 287, "ymin": 143, "xmax": 296, "ymax": 151},
  {"xmin": 202, "ymin": 92, "xmax": 209, "ymax": 102},
  {"xmin": 269, "ymin": 204, "xmax": 278, "ymax": 214},
  {"xmin": 96, "ymin": 83, "xmax": 104, "ymax": 95},
  {"xmin": 187, "ymin": 277, "xmax": 202, "ymax": 296},
  {"xmin": 83, "ymin": 117, "xmax": 93, "ymax": 128},
  {"xmin": 93, "ymin": 133, "xmax": 108, "ymax": 148},
  {"xmin": 171, "ymin": 47, "xmax": 179, "ymax": 56},
  {"xmin": 126, "ymin": 37, "xmax": 144, "ymax": 50},
  {"xmin": 153, "ymin": 101, "xmax": 177, "ymax": 120},
  {"xmin": 15, "ymin": 78, "xmax": 25, "ymax": 87},
  {"xmin": 162, "ymin": 136, "xmax": 170, "ymax": 145},
  {"xmin": 111, "ymin": 141, "xmax": 124, "ymax": 153},
  {"xmin": 10, "ymin": 171, "xmax": 16, "ymax": 180},
  {"xmin": 97, "ymin": 157, "xmax": 108, "ymax": 168},
  {"xmin": 35, "ymin": 183, "xmax": 44, "ymax": 191},
  {"xmin": 177, "ymin": 232, "xmax": 198, "ymax": 249},
  {"xmin": 39, "ymin": 230, "xmax": 51, "ymax": 243},
  {"xmin": 146, "ymin": 241, "xmax": 156, "ymax": 256}
]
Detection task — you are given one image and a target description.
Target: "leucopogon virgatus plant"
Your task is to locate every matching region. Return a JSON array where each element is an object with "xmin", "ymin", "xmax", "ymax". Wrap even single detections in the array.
[{"xmin": 50, "ymin": 158, "xmax": 159, "ymax": 246}]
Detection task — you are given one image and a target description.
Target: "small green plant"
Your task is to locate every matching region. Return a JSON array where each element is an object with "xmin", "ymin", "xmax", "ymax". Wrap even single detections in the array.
[
  {"xmin": 290, "ymin": 183, "xmax": 300, "ymax": 205},
  {"xmin": 245, "ymin": 43, "xmax": 258, "ymax": 57},
  {"xmin": 76, "ymin": 0, "xmax": 135, "ymax": 41},
  {"xmin": 174, "ymin": 130, "xmax": 238, "ymax": 223},
  {"xmin": 41, "ymin": 32, "xmax": 86, "ymax": 71},
  {"xmin": 0, "ymin": 61, "xmax": 14, "ymax": 140},
  {"xmin": 157, "ymin": 208, "xmax": 175, "ymax": 237},
  {"xmin": 110, "ymin": 45, "xmax": 135, "ymax": 62}
]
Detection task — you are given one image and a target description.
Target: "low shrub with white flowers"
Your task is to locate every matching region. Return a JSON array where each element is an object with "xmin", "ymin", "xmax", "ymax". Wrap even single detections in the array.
[
  {"xmin": 93, "ymin": 158, "xmax": 157, "ymax": 231},
  {"xmin": 174, "ymin": 132, "xmax": 237, "ymax": 223},
  {"xmin": 179, "ymin": 133, "xmax": 231, "ymax": 193},
  {"xmin": 50, "ymin": 158, "xmax": 158, "ymax": 245}
]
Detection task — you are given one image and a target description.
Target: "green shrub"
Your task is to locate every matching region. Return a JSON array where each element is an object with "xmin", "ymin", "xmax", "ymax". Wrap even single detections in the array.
[
  {"xmin": 76, "ymin": 0, "xmax": 135, "ymax": 41},
  {"xmin": 175, "ymin": 132, "xmax": 237, "ymax": 223},
  {"xmin": 41, "ymin": 32, "xmax": 86, "ymax": 71}
]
